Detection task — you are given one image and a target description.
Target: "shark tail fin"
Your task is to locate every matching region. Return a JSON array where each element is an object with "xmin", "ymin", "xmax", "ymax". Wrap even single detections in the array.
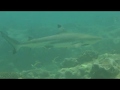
[{"xmin": 0, "ymin": 31, "xmax": 21, "ymax": 54}]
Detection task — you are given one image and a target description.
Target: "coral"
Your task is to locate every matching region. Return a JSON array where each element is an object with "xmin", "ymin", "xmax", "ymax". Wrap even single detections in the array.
[
  {"xmin": 60, "ymin": 58, "xmax": 78, "ymax": 68},
  {"xmin": 77, "ymin": 50, "xmax": 98, "ymax": 64},
  {"xmin": 56, "ymin": 53, "xmax": 120, "ymax": 79},
  {"xmin": 55, "ymin": 63, "xmax": 92, "ymax": 79},
  {"xmin": 2, "ymin": 53, "xmax": 119, "ymax": 79},
  {"xmin": 89, "ymin": 53, "xmax": 120, "ymax": 78},
  {"xmin": 21, "ymin": 68, "xmax": 52, "ymax": 79},
  {"xmin": 0, "ymin": 72, "xmax": 23, "ymax": 79},
  {"xmin": 60, "ymin": 51, "xmax": 98, "ymax": 68}
]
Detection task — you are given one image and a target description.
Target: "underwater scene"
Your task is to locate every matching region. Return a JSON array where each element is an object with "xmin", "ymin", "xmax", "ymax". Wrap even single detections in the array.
[{"xmin": 0, "ymin": 11, "xmax": 120, "ymax": 79}]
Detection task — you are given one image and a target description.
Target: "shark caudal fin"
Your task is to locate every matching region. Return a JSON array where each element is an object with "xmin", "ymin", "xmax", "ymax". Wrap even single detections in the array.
[{"xmin": 0, "ymin": 31, "xmax": 21, "ymax": 54}]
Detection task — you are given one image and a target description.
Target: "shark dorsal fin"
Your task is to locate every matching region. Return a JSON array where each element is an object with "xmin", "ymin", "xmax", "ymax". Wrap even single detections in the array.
[
  {"xmin": 57, "ymin": 24, "xmax": 62, "ymax": 28},
  {"xmin": 57, "ymin": 24, "xmax": 67, "ymax": 34}
]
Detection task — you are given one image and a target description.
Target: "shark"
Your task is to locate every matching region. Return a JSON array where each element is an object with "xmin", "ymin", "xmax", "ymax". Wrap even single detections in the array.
[{"xmin": 0, "ymin": 28, "xmax": 102, "ymax": 54}]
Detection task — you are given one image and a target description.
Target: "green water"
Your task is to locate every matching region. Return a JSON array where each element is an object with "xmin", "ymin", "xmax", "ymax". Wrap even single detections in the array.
[{"xmin": 0, "ymin": 11, "xmax": 120, "ymax": 79}]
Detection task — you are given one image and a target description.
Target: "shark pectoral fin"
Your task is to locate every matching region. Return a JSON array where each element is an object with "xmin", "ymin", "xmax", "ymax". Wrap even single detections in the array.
[
  {"xmin": 44, "ymin": 44, "xmax": 54, "ymax": 49},
  {"xmin": 74, "ymin": 43, "xmax": 82, "ymax": 48},
  {"xmin": 81, "ymin": 43, "xmax": 90, "ymax": 46},
  {"xmin": 73, "ymin": 43, "xmax": 89, "ymax": 48}
]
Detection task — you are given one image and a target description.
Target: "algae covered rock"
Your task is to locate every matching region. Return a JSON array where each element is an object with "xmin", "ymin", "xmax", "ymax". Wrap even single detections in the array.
[
  {"xmin": 55, "ymin": 63, "xmax": 92, "ymax": 79},
  {"xmin": 21, "ymin": 68, "xmax": 53, "ymax": 79},
  {"xmin": 57, "ymin": 53, "xmax": 120, "ymax": 79},
  {"xmin": 60, "ymin": 58, "xmax": 78, "ymax": 68},
  {"xmin": 5, "ymin": 53, "xmax": 120, "ymax": 79},
  {"xmin": 90, "ymin": 53, "xmax": 120, "ymax": 78},
  {"xmin": 77, "ymin": 50, "xmax": 98, "ymax": 64},
  {"xmin": 0, "ymin": 72, "xmax": 23, "ymax": 79},
  {"xmin": 60, "ymin": 51, "xmax": 98, "ymax": 68}
]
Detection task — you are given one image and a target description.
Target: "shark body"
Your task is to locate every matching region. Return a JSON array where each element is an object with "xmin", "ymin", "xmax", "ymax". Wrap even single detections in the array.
[{"xmin": 0, "ymin": 31, "xmax": 102, "ymax": 54}]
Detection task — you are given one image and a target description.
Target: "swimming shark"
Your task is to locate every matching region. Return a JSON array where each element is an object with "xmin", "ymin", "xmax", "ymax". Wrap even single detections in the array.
[{"xmin": 0, "ymin": 29, "xmax": 102, "ymax": 54}]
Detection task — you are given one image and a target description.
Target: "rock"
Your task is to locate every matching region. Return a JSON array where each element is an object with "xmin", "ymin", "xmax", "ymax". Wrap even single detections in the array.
[
  {"xmin": 60, "ymin": 58, "xmax": 78, "ymax": 68},
  {"xmin": 21, "ymin": 69, "xmax": 51, "ymax": 78},
  {"xmin": 90, "ymin": 53, "xmax": 120, "ymax": 78},
  {"xmin": 77, "ymin": 50, "xmax": 98, "ymax": 64},
  {"xmin": 60, "ymin": 51, "xmax": 98, "ymax": 68},
  {"xmin": 55, "ymin": 63, "xmax": 92, "ymax": 79},
  {"xmin": 0, "ymin": 72, "xmax": 23, "ymax": 79}
]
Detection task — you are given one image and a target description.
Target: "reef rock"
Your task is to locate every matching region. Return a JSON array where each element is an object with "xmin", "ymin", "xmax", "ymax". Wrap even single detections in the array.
[
  {"xmin": 56, "ymin": 53, "xmax": 120, "ymax": 79},
  {"xmin": 21, "ymin": 68, "xmax": 53, "ymax": 79},
  {"xmin": 90, "ymin": 53, "xmax": 120, "ymax": 78},
  {"xmin": 60, "ymin": 51, "xmax": 98, "ymax": 68},
  {"xmin": 60, "ymin": 58, "xmax": 78, "ymax": 68},
  {"xmin": 55, "ymin": 63, "xmax": 92, "ymax": 79},
  {"xmin": 0, "ymin": 72, "xmax": 23, "ymax": 79},
  {"xmin": 77, "ymin": 50, "xmax": 98, "ymax": 64}
]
